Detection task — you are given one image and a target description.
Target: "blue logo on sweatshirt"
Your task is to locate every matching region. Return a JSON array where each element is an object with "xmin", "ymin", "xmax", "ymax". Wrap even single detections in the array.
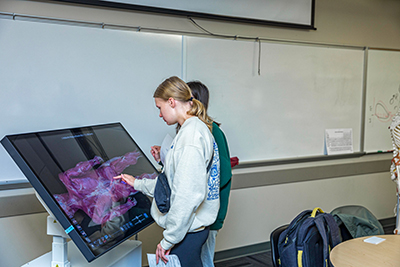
[{"xmin": 207, "ymin": 141, "xmax": 220, "ymax": 201}]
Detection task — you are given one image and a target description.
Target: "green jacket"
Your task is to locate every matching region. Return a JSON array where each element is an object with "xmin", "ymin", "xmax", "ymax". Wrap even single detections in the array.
[
  {"xmin": 211, "ymin": 122, "xmax": 232, "ymax": 230},
  {"xmin": 331, "ymin": 205, "xmax": 384, "ymax": 239}
]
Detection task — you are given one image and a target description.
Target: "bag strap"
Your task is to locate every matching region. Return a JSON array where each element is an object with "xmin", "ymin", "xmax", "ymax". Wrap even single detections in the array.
[
  {"xmin": 206, "ymin": 141, "xmax": 216, "ymax": 172},
  {"xmin": 321, "ymin": 213, "xmax": 341, "ymax": 247},
  {"xmin": 309, "ymin": 207, "xmax": 340, "ymax": 246},
  {"xmin": 312, "ymin": 210, "xmax": 340, "ymax": 267},
  {"xmin": 207, "ymin": 150, "xmax": 213, "ymax": 172},
  {"xmin": 303, "ymin": 208, "xmax": 331, "ymax": 267},
  {"xmin": 295, "ymin": 213, "xmax": 329, "ymax": 267},
  {"xmin": 314, "ymin": 216, "xmax": 330, "ymax": 267}
]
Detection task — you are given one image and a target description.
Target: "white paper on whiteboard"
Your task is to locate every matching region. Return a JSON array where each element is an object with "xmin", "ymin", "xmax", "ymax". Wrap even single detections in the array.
[{"xmin": 325, "ymin": 128, "xmax": 353, "ymax": 155}]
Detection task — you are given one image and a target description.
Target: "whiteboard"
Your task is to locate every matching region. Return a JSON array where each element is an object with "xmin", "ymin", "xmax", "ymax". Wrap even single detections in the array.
[
  {"xmin": 185, "ymin": 37, "xmax": 365, "ymax": 162},
  {"xmin": 364, "ymin": 49, "xmax": 400, "ymax": 152},
  {"xmin": 0, "ymin": 18, "xmax": 181, "ymax": 183},
  {"xmin": 0, "ymin": 17, "xmax": 368, "ymax": 183}
]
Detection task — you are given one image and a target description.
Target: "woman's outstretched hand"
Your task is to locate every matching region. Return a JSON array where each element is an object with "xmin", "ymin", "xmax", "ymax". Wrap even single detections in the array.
[{"xmin": 113, "ymin": 173, "xmax": 136, "ymax": 188}]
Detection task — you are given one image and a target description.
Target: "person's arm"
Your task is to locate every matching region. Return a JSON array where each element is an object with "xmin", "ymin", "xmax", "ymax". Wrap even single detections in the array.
[{"xmin": 113, "ymin": 174, "xmax": 157, "ymax": 197}]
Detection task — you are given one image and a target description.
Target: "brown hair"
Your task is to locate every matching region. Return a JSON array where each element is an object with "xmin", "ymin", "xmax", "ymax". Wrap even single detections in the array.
[
  {"xmin": 187, "ymin": 80, "xmax": 221, "ymax": 127},
  {"xmin": 154, "ymin": 76, "xmax": 213, "ymax": 132}
]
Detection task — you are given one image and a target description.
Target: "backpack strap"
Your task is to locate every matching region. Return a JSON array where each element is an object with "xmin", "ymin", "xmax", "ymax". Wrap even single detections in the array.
[
  {"xmin": 311, "ymin": 208, "xmax": 340, "ymax": 247},
  {"xmin": 310, "ymin": 208, "xmax": 333, "ymax": 267},
  {"xmin": 322, "ymin": 213, "xmax": 341, "ymax": 247},
  {"xmin": 294, "ymin": 212, "xmax": 330, "ymax": 267},
  {"xmin": 207, "ymin": 150, "xmax": 213, "ymax": 172},
  {"xmin": 314, "ymin": 215, "xmax": 330, "ymax": 267},
  {"xmin": 311, "ymin": 208, "xmax": 341, "ymax": 267},
  {"xmin": 207, "ymin": 141, "xmax": 218, "ymax": 172}
]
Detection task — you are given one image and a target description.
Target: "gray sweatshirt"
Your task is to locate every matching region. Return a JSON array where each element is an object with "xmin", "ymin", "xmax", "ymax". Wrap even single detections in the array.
[{"xmin": 134, "ymin": 117, "xmax": 220, "ymax": 250}]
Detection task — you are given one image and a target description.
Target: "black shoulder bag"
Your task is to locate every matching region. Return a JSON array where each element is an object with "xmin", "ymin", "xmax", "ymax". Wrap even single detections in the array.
[{"xmin": 154, "ymin": 154, "xmax": 214, "ymax": 213}]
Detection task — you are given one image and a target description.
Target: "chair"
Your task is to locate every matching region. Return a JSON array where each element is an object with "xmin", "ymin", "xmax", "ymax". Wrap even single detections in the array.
[{"xmin": 270, "ymin": 224, "xmax": 288, "ymax": 267}]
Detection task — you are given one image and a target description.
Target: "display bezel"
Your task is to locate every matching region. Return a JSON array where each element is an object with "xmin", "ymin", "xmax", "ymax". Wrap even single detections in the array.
[{"xmin": 1, "ymin": 122, "xmax": 157, "ymax": 262}]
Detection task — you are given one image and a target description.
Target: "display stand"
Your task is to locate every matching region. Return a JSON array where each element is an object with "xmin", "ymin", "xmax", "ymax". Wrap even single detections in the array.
[
  {"xmin": 21, "ymin": 215, "xmax": 142, "ymax": 267},
  {"xmin": 22, "ymin": 216, "xmax": 142, "ymax": 267}
]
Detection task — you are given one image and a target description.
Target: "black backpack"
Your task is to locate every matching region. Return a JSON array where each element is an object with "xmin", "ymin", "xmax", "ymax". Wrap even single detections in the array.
[{"xmin": 277, "ymin": 207, "xmax": 340, "ymax": 267}]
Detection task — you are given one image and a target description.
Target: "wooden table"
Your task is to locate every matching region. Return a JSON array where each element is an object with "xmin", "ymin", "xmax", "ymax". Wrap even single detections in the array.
[{"xmin": 330, "ymin": 235, "xmax": 400, "ymax": 267}]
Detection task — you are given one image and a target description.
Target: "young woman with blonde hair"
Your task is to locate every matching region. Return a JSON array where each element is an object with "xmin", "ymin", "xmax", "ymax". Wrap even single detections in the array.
[{"xmin": 114, "ymin": 76, "xmax": 220, "ymax": 267}]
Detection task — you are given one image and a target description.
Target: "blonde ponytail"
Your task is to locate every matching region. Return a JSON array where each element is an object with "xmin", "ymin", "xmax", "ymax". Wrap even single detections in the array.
[
  {"xmin": 188, "ymin": 98, "xmax": 213, "ymax": 132},
  {"xmin": 154, "ymin": 76, "xmax": 213, "ymax": 132}
]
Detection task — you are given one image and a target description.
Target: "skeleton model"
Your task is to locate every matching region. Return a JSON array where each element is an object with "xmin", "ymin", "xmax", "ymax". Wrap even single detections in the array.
[{"xmin": 389, "ymin": 111, "xmax": 400, "ymax": 234}]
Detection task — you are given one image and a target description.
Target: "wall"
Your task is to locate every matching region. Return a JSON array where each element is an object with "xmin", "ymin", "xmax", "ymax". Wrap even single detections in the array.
[
  {"xmin": 0, "ymin": 0, "xmax": 399, "ymax": 266},
  {"xmin": 2, "ymin": 0, "xmax": 400, "ymax": 48}
]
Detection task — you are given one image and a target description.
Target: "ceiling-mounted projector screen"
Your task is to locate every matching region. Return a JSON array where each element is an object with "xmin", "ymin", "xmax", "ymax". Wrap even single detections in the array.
[{"xmin": 56, "ymin": 0, "xmax": 315, "ymax": 29}]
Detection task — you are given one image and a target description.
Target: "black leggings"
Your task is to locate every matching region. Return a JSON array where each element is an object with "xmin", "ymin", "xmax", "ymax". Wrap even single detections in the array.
[{"xmin": 170, "ymin": 228, "xmax": 210, "ymax": 267}]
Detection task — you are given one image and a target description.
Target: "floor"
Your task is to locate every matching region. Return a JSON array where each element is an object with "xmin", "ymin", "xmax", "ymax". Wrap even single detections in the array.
[
  {"xmin": 214, "ymin": 252, "xmax": 273, "ymax": 267},
  {"xmin": 214, "ymin": 218, "xmax": 395, "ymax": 267}
]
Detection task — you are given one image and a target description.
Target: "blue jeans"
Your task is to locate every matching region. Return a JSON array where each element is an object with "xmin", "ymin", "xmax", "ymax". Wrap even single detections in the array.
[{"xmin": 200, "ymin": 230, "xmax": 218, "ymax": 267}]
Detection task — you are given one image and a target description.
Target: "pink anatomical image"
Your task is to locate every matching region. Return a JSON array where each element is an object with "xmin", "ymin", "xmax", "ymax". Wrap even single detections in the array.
[{"xmin": 54, "ymin": 151, "xmax": 157, "ymax": 225}]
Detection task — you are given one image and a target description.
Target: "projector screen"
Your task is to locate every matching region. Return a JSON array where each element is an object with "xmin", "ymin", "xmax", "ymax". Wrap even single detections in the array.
[
  {"xmin": 1, "ymin": 123, "xmax": 156, "ymax": 262},
  {"xmin": 55, "ymin": 0, "xmax": 315, "ymax": 29}
]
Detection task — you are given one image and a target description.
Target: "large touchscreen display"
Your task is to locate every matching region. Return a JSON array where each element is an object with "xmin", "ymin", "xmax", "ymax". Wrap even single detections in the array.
[{"xmin": 1, "ymin": 123, "xmax": 157, "ymax": 262}]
